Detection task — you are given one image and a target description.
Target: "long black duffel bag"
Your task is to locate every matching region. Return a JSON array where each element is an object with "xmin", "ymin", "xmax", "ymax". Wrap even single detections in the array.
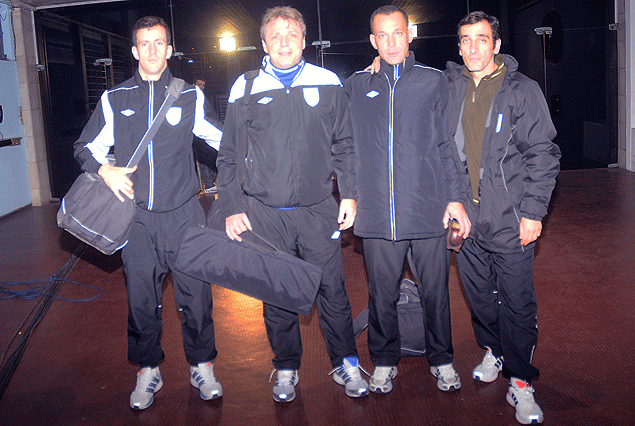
[{"xmin": 174, "ymin": 224, "xmax": 322, "ymax": 316}]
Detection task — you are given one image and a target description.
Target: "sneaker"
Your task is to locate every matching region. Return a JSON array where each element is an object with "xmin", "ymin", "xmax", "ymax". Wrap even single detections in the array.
[
  {"xmin": 329, "ymin": 357, "xmax": 369, "ymax": 398},
  {"xmin": 430, "ymin": 363, "xmax": 462, "ymax": 391},
  {"xmin": 473, "ymin": 347, "xmax": 503, "ymax": 383},
  {"xmin": 190, "ymin": 361, "xmax": 223, "ymax": 400},
  {"xmin": 506, "ymin": 378, "xmax": 544, "ymax": 424},
  {"xmin": 130, "ymin": 366, "xmax": 163, "ymax": 410},
  {"xmin": 270, "ymin": 369, "xmax": 299, "ymax": 403},
  {"xmin": 369, "ymin": 366, "xmax": 398, "ymax": 394}
]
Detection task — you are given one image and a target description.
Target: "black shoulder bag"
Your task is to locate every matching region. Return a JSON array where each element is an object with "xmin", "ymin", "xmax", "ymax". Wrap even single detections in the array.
[{"xmin": 57, "ymin": 78, "xmax": 185, "ymax": 255}]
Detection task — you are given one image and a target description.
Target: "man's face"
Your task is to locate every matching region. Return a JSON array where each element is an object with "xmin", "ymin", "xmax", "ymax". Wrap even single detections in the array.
[
  {"xmin": 458, "ymin": 20, "xmax": 501, "ymax": 78},
  {"xmin": 370, "ymin": 12, "xmax": 413, "ymax": 66},
  {"xmin": 195, "ymin": 79, "xmax": 205, "ymax": 91},
  {"xmin": 261, "ymin": 17, "xmax": 305, "ymax": 69},
  {"xmin": 132, "ymin": 25, "xmax": 172, "ymax": 81}
]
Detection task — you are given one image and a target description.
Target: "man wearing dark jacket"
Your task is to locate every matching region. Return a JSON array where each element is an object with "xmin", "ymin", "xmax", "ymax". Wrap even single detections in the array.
[
  {"xmin": 344, "ymin": 5, "xmax": 470, "ymax": 395},
  {"xmin": 445, "ymin": 11, "xmax": 560, "ymax": 425},
  {"xmin": 217, "ymin": 6, "xmax": 368, "ymax": 402},
  {"xmin": 74, "ymin": 16, "xmax": 223, "ymax": 410}
]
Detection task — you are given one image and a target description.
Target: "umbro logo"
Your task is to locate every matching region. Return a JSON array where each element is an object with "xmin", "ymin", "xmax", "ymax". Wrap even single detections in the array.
[
  {"xmin": 366, "ymin": 91, "xmax": 380, "ymax": 98},
  {"xmin": 258, "ymin": 97, "xmax": 273, "ymax": 105},
  {"xmin": 120, "ymin": 109, "xmax": 135, "ymax": 116}
]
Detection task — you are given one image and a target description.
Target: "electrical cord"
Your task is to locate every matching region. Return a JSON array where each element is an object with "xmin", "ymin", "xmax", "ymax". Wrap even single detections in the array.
[
  {"xmin": 0, "ymin": 279, "xmax": 102, "ymax": 302},
  {"xmin": 0, "ymin": 243, "xmax": 89, "ymax": 398}
]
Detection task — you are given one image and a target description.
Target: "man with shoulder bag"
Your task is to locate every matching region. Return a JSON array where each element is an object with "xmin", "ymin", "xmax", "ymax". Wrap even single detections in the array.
[{"xmin": 73, "ymin": 16, "xmax": 224, "ymax": 411}]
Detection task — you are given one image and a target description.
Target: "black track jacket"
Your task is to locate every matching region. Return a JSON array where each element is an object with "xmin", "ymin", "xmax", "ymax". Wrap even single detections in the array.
[
  {"xmin": 344, "ymin": 54, "xmax": 463, "ymax": 241},
  {"xmin": 445, "ymin": 54, "xmax": 561, "ymax": 253},
  {"xmin": 217, "ymin": 57, "xmax": 356, "ymax": 219},
  {"xmin": 74, "ymin": 69, "xmax": 222, "ymax": 213}
]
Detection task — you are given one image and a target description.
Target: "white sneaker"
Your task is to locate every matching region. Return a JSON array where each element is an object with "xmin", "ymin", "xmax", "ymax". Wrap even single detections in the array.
[
  {"xmin": 130, "ymin": 366, "xmax": 163, "ymax": 410},
  {"xmin": 430, "ymin": 363, "xmax": 461, "ymax": 391},
  {"xmin": 329, "ymin": 357, "xmax": 370, "ymax": 398},
  {"xmin": 369, "ymin": 366, "xmax": 398, "ymax": 394},
  {"xmin": 473, "ymin": 347, "xmax": 504, "ymax": 383},
  {"xmin": 190, "ymin": 361, "xmax": 223, "ymax": 400},
  {"xmin": 506, "ymin": 378, "xmax": 544, "ymax": 424},
  {"xmin": 270, "ymin": 369, "xmax": 299, "ymax": 403}
]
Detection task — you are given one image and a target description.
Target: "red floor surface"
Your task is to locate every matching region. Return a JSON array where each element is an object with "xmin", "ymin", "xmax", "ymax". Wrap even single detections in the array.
[{"xmin": 1, "ymin": 168, "xmax": 634, "ymax": 425}]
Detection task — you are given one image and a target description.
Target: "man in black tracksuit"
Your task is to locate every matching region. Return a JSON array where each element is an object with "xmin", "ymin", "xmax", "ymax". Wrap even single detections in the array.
[
  {"xmin": 74, "ymin": 17, "xmax": 223, "ymax": 410},
  {"xmin": 344, "ymin": 5, "xmax": 470, "ymax": 395},
  {"xmin": 445, "ymin": 12, "xmax": 560, "ymax": 425},
  {"xmin": 216, "ymin": 6, "xmax": 368, "ymax": 403}
]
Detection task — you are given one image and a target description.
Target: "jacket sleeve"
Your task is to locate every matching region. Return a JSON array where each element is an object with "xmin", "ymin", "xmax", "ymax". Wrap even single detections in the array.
[
  {"xmin": 192, "ymin": 86, "xmax": 223, "ymax": 150},
  {"xmin": 216, "ymin": 77, "xmax": 247, "ymax": 219},
  {"xmin": 331, "ymin": 85, "xmax": 357, "ymax": 200},
  {"xmin": 73, "ymin": 91, "xmax": 114, "ymax": 173},
  {"xmin": 514, "ymin": 79, "xmax": 561, "ymax": 221},
  {"xmin": 436, "ymin": 73, "xmax": 464, "ymax": 203}
]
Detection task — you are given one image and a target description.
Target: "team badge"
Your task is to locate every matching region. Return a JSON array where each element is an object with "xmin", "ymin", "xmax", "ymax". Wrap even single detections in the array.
[
  {"xmin": 303, "ymin": 87, "xmax": 320, "ymax": 107},
  {"xmin": 165, "ymin": 106, "xmax": 182, "ymax": 126}
]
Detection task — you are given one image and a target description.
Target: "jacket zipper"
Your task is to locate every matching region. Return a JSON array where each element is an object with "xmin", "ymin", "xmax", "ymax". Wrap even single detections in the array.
[
  {"xmin": 147, "ymin": 81, "xmax": 155, "ymax": 210},
  {"xmin": 385, "ymin": 65, "xmax": 400, "ymax": 241}
]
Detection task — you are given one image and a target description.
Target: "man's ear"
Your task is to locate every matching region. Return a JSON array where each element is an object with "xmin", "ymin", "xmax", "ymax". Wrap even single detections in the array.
[
  {"xmin": 458, "ymin": 45, "xmax": 462, "ymax": 56},
  {"xmin": 132, "ymin": 46, "xmax": 139, "ymax": 60},
  {"xmin": 166, "ymin": 45, "xmax": 173, "ymax": 59},
  {"xmin": 494, "ymin": 38, "xmax": 501, "ymax": 54},
  {"xmin": 370, "ymin": 34, "xmax": 378, "ymax": 50},
  {"xmin": 261, "ymin": 39, "xmax": 269, "ymax": 54},
  {"xmin": 408, "ymin": 27, "xmax": 415, "ymax": 43}
]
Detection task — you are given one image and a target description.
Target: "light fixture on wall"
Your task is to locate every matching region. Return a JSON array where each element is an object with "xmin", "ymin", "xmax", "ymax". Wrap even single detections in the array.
[{"xmin": 219, "ymin": 36, "xmax": 237, "ymax": 52}]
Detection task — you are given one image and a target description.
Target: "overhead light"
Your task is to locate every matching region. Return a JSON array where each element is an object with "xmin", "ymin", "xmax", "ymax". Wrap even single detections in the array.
[{"xmin": 219, "ymin": 36, "xmax": 237, "ymax": 52}]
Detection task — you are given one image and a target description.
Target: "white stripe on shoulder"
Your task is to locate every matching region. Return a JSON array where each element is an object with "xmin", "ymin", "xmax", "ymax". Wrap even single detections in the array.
[
  {"xmin": 227, "ymin": 71, "xmax": 284, "ymax": 103},
  {"xmin": 294, "ymin": 63, "xmax": 342, "ymax": 87},
  {"xmin": 414, "ymin": 64, "xmax": 442, "ymax": 73},
  {"xmin": 86, "ymin": 91, "xmax": 115, "ymax": 164}
]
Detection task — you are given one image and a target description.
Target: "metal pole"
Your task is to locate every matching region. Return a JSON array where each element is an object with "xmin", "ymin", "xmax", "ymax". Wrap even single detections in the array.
[
  {"xmin": 542, "ymin": 33, "xmax": 547, "ymax": 100},
  {"xmin": 317, "ymin": 0, "xmax": 324, "ymax": 67},
  {"xmin": 169, "ymin": 0, "xmax": 176, "ymax": 52}
]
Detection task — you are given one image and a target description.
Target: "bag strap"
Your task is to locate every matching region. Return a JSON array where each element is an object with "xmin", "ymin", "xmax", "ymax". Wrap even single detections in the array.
[
  {"xmin": 236, "ymin": 70, "xmax": 259, "ymax": 184},
  {"xmin": 126, "ymin": 77, "xmax": 186, "ymax": 168}
]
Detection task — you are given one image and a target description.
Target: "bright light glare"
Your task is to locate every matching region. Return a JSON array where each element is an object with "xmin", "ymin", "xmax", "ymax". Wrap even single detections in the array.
[
  {"xmin": 408, "ymin": 24, "xmax": 417, "ymax": 38},
  {"xmin": 219, "ymin": 36, "xmax": 237, "ymax": 52}
]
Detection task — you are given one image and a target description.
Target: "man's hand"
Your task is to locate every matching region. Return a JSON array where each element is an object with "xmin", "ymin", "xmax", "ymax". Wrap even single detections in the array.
[
  {"xmin": 519, "ymin": 217, "xmax": 542, "ymax": 246},
  {"xmin": 226, "ymin": 213, "xmax": 252, "ymax": 242},
  {"xmin": 98, "ymin": 164, "xmax": 137, "ymax": 202},
  {"xmin": 443, "ymin": 202, "xmax": 471, "ymax": 238},
  {"xmin": 364, "ymin": 56, "xmax": 381, "ymax": 74},
  {"xmin": 338, "ymin": 199, "xmax": 357, "ymax": 230}
]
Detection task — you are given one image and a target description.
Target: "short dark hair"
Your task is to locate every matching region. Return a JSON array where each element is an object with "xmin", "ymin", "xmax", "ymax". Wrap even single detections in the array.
[
  {"xmin": 260, "ymin": 6, "xmax": 306, "ymax": 40},
  {"xmin": 194, "ymin": 77, "xmax": 205, "ymax": 83},
  {"xmin": 457, "ymin": 11, "xmax": 501, "ymax": 43},
  {"xmin": 370, "ymin": 5, "xmax": 409, "ymax": 35},
  {"xmin": 131, "ymin": 16, "xmax": 171, "ymax": 47}
]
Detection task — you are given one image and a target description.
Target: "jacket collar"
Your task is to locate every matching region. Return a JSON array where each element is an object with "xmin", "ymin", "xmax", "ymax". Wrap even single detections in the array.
[
  {"xmin": 447, "ymin": 53, "xmax": 518, "ymax": 83},
  {"xmin": 262, "ymin": 55, "xmax": 306, "ymax": 85},
  {"xmin": 379, "ymin": 51, "xmax": 415, "ymax": 84},
  {"xmin": 133, "ymin": 67, "xmax": 173, "ymax": 90}
]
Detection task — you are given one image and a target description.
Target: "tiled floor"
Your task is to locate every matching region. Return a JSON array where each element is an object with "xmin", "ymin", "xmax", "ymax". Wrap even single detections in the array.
[{"xmin": 1, "ymin": 168, "xmax": 634, "ymax": 425}]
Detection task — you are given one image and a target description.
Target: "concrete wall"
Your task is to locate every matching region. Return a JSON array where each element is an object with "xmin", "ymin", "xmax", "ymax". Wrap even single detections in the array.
[
  {"xmin": 619, "ymin": 0, "xmax": 635, "ymax": 170},
  {"xmin": 0, "ymin": 3, "xmax": 31, "ymax": 216}
]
